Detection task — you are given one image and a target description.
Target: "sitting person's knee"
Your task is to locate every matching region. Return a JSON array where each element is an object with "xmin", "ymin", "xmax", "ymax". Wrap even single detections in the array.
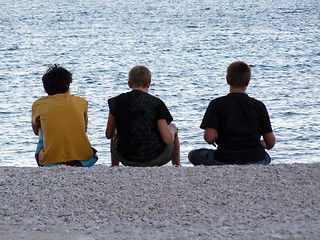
[
  {"xmin": 188, "ymin": 150, "xmax": 197, "ymax": 163},
  {"xmin": 188, "ymin": 150, "xmax": 194, "ymax": 160}
]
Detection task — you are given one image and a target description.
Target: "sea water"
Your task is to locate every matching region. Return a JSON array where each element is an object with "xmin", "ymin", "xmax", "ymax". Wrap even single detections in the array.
[{"xmin": 0, "ymin": 0, "xmax": 319, "ymax": 167}]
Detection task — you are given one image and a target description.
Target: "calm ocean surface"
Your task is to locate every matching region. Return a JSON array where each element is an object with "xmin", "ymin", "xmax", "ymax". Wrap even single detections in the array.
[{"xmin": 1, "ymin": 0, "xmax": 319, "ymax": 167}]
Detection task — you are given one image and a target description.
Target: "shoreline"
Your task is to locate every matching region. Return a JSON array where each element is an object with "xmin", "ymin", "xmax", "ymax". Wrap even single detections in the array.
[{"xmin": 1, "ymin": 163, "xmax": 320, "ymax": 239}]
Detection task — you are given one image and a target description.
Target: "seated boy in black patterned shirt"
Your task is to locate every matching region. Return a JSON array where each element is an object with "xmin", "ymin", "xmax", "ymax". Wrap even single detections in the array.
[{"xmin": 106, "ymin": 65, "xmax": 180, "ymax": 167}]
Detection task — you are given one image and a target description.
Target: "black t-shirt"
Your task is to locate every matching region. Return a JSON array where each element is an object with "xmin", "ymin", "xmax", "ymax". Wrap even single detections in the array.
[
  {"xmin": 201, "ymin": 93, "xmax": 273, "ymax": 164},
  {"xmin": 108, "ymin": 90, "xmax": 173, "ymax": 162}
]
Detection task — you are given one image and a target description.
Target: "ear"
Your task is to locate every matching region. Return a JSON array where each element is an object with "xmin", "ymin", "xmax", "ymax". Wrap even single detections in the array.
[
  {"xmin": 146, "ymin": 81, "xmax": 151, "ymax": 88},
  {"xmin": 128, "ymin": 81, "xmax": 132, "ymax": 88},
  {"xmin": 226, "ymin": 76, "xmax": 230, "ymax": 85}
]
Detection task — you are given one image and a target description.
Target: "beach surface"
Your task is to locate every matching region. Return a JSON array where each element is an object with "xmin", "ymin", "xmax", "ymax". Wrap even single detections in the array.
[{"xmin": 1, "ymin": 163, "xmax": 319, "ymax": 240}]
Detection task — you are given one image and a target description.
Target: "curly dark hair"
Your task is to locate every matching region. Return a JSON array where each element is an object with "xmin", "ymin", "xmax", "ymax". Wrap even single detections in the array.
[{"xmin": 42, "ymin": 64, "xmax": 72, "ymax": 95}]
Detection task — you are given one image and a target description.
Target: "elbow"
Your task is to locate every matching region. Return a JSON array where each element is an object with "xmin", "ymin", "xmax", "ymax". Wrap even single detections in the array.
[
  {"xmin": 106, "ymin": 127, "xmax": 117, "ymax": 140},
  {"xmin": 204, "ymin": 136, "xmax": 214, "ymax": 144},
  {"xmin": 163, "ymin": 135, "xmax": 173, "ymax": 145},
  {"xmin": 106, "ymin": 132, "xmax": 113, "ymax": 139},
  {"xmin": 266, "ymin": 145, "xmax": 274, "ymax": 150},
  {"xmin": 105, "ymin": 130, "xmax": 114, "ymax": 139},
  {"xmin": 33, "ymin": 129, "xmax": 39, "ymax": 136},
  {"xmin": 263, "ymin": 133, "xmax": 276, "ymax": 150},
  {"xmin": 203, "ymin": 128, "xmax": 217, "ymax": 145},
  {"xmin": 204, "ymin": 134, "xmax": 216, "ymax": 145},
  {"xmin": 162, "ymin": 131, "xmax": 175, "ymax": 145},
  {"xmin": 265, "ymin": 145, "xmax": 274, "ymax": 150},
  {"xmin": 265, "ymin": 140, "xmax": 276, "ymax": 150},
  {"xmin": 32, "ymin": 122, "xmax": 39, "ymax": 136}
]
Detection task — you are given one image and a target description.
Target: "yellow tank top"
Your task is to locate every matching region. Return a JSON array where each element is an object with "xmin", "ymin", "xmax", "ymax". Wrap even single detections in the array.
[{"xmin": 32, "ymin": 94, "xmax": 93, "ymax": 165}]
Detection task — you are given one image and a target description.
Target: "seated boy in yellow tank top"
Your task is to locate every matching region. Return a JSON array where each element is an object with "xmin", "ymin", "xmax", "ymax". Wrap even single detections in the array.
[{"xmin": 31, "ymin": 64, "xmax": 98, "ymax": 167}]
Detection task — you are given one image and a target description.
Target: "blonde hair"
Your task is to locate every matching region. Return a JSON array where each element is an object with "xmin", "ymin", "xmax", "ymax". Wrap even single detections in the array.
[{"xmin": 128, "ymin": 65, "xmax": 151, "ymax": 88}]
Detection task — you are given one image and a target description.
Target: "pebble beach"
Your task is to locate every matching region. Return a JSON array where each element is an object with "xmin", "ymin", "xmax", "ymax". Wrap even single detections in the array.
[{"xmin": 1, "ymin": 163, "xmax": 319, "ymax": 240}]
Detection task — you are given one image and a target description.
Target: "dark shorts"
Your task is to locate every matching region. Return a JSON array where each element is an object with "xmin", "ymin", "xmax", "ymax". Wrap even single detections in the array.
[
  {"xmin": 35, "ymin": 136, "xmax": 98, "ymax": 167},
  {"xmin": 188, "ymin": 148, "xmax": 271, "ymax": 166},
  {"xmin": 111, "ymin": 141, "xmax": 174, "ymax": 167}
]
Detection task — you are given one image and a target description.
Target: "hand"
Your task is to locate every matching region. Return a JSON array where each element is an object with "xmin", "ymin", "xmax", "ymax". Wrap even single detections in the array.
[{"xmin": 168, "ymin": 123, "xmax": 178, "ymax": 137}]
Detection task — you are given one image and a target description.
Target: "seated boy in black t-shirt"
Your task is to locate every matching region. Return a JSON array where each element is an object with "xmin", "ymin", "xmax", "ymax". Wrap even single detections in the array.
[
  {"xmin": 106, "ymin": 65, "xmax": 180, "ymax": 167},
  {"xmin": 188, "ymin": 61, "xmax": 276, "ymax": 165}
]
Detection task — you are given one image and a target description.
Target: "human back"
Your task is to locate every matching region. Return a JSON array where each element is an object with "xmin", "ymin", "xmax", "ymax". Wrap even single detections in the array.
[
  {"xmin": 203, "ymin": 92, "xmax": 272, "ymax": 163},
  {"xmin": 189, "ymin": 61, "xmax": 275, "ymax": 166},
  {"xmin": 32, "ymin": 94, "xmax": 92, "ymax": 165},
  {"xmin": 31, "ymin": 64, "xmax": 97, "ymax": 167},
  {"xmin": 106, "ymin": 65, "xmax": 180, "ymax": 166},
  {"xmin": 109, "ymin": 89, "xmax": 171, "ymax": 162}
]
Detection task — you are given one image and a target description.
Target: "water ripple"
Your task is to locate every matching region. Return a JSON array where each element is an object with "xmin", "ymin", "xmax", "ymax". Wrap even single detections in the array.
[{"xmin": 0, "ymin": 0, "xmax": 319, "ymax": 166}]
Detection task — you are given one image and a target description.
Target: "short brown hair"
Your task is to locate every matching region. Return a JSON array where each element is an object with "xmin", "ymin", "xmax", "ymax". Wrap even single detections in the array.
[
  {"xmin": 128, "ymin": 65, "xmax": 151, "ymax": 88},
  {"xmin": 226, "ymin": 61, "xmax": 251, "ymax": 87}
]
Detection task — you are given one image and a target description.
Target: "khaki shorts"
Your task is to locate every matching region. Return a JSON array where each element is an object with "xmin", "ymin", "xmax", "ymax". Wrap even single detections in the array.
[{"xmin": 111, "ymin": 141, "xmax": 174, "ymax": 167}]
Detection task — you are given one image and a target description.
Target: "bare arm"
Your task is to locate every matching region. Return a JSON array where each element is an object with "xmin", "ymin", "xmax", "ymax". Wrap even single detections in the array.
[
  {"xmin": 204, "ymin": 128, "xmax": 217, "ymax": 145},
  {"xmin": 31, "ymin": 121, "xmax": 39, "ymax": 136},
  {"xmin": 105, "ymin": 112, "xmax": 119, "ymax": 166},
  {"xmin": 261, "ymin": 132, "xmax": 276, "ymax": 150},
  {"xmin": 157, "ymin": 119, "xmax": 177, "ymax": 145},
  {"xmin": 84, "ymin": 113, "xmax": 88, "ymax": 132},
  {"xmin": 106, "ymin": 112, "xmax": 116, "ymax": 139}
]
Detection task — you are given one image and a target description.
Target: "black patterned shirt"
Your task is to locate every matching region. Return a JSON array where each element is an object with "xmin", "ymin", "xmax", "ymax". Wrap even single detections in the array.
[{"xmin": 108, "ymin": 90, "xmax": 173, "ymax": 162}]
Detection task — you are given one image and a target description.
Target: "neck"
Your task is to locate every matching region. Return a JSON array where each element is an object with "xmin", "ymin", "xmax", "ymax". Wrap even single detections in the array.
[
  {"xmin": 229, "ymin": 86, "xmax": 247, "ymax": 93},
  {"xmin": 132, "ymin": 87, "xmax": 149, "ymax": 93}
]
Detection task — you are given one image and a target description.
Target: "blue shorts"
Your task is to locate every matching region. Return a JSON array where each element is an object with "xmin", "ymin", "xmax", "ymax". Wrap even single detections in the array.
[
  {"xmin": 35, "ymin": 136, "xmax": 98, "ymax": 167},
  {"xmin": 188, "ymin": 148, "xmax": 271, "ymax": 166},
  {"xmin": 111, "ymin": 141, "xmax": 174, "ymax": 167}
]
